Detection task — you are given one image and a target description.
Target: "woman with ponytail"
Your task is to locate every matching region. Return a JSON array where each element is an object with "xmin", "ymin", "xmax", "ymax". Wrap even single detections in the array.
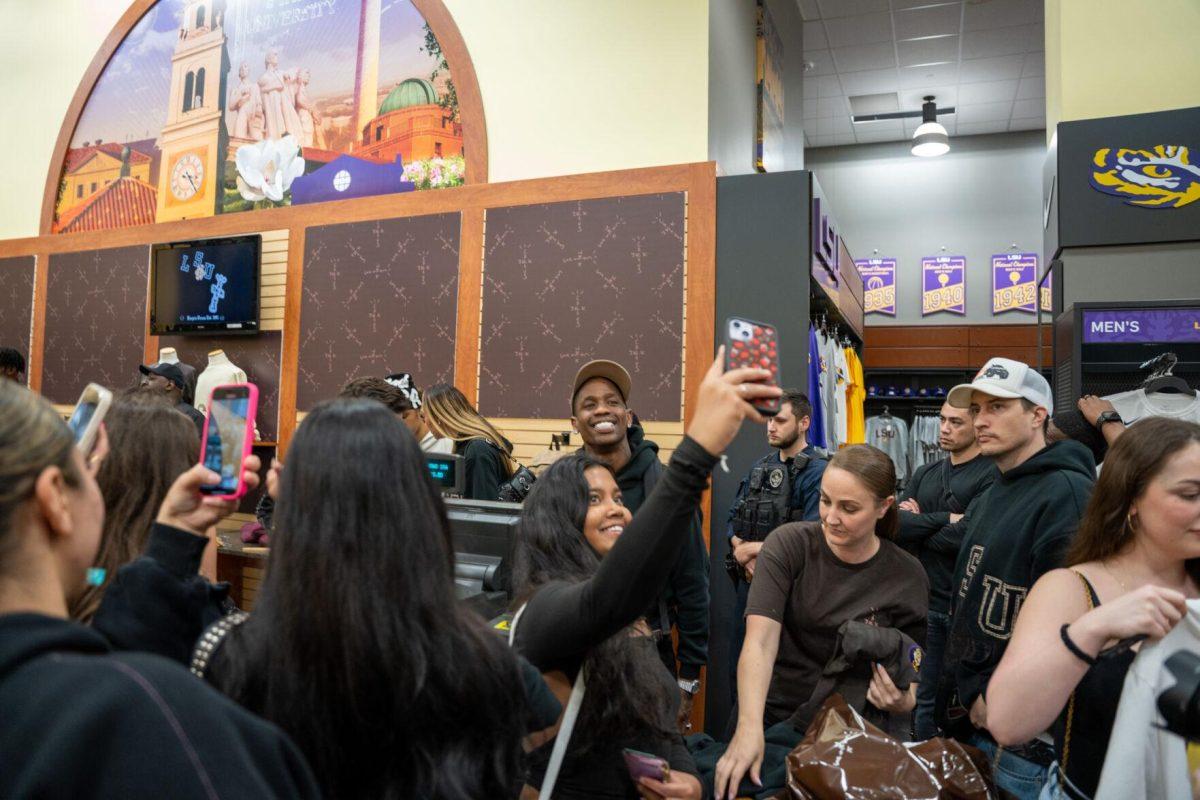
[{"xmin": 716, "ymin": 445, "xmax": 929, "ymax": 799}]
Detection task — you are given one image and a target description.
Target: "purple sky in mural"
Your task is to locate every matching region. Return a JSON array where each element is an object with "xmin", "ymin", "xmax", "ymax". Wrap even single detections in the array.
[{"xmin": 72, "ymin": 0, "xmax": 441, "ymax": 147}]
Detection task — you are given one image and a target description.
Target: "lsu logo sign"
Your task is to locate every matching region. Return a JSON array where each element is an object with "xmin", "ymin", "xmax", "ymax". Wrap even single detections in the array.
[{"xmin": 1090, "ymin": 145, "xmax": 1200, "ymax": 209}]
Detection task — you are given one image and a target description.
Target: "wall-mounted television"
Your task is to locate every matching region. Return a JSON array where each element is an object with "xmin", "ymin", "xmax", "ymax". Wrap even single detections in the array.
[{"xmin": 150, "ymin": 235, "xmax": 261, "ymax": 335}]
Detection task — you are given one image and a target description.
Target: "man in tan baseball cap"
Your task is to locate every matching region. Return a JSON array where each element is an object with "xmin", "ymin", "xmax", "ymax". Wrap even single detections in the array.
[{"xmin": 569, "ymin": 359, "xmax": 710, "ymax": 720}]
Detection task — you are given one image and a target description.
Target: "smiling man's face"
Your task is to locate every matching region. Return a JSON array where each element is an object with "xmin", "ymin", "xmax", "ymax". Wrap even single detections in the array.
[{"xmin": 572, "ymin": 377, "xmax": 632, "ymax": 449}]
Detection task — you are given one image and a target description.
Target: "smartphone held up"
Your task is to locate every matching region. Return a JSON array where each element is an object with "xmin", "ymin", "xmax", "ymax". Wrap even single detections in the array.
[
  {"xmin": 724, "ymin": 316, "xmax": 781, "ymax": 416},
  {"xmin": 69, "ymin": 383, "xmax": 113, "ymax": 456},
  {"xmin": 199, "ymin": 383, "xmax": 259, "ymax": 500}
]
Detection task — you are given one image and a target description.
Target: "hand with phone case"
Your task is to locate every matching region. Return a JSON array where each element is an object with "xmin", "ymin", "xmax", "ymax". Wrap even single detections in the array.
[
  {"xmin": 198, "ymin": 384, "xmax": 258, "ymax": 500},
  {"xmin": 155, "ymin": 456, "xmax": 263, "ymax": 540},
  {"xmin": 724, "ymin": 317, "xmax": 781, "ymax": 416}
]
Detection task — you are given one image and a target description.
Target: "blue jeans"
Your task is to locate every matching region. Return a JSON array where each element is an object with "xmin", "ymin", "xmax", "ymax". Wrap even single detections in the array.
[
  {"xmin": 969, "ymin": 734, "xmax": 1050, "ymax": 800},
  {"xmin": 914, "ymin": 610, "xmax": 950, "ymax": 740}
]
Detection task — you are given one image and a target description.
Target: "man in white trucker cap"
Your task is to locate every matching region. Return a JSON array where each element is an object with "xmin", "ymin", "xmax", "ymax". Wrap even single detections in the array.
[{"xmin": 934, "ymin": 357, "xmax": 1096, "ymax": 800}]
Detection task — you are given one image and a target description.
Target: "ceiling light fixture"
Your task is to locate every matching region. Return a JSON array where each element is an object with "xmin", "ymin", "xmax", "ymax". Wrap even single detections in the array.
[{"xmin": 911, "ymin": 96, "xmax": 950, "ymax": 158}]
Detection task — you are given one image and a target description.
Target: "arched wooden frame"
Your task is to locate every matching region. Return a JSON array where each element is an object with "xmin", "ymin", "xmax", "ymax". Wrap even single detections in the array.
[{"xmin": 38, "ymin": 0, "xmax": 488, "ymax": 235}]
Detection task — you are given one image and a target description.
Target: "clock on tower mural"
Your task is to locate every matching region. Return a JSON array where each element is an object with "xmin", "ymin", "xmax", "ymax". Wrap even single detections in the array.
[{"xmin": 52, "ymin": 0, "xmax": 471, "ymax": 234}]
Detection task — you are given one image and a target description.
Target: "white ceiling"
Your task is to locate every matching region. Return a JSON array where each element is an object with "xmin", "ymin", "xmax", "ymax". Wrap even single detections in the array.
[{"xmin": 798, "ymin": 0, "xmax": 1047, "ymax": 148}]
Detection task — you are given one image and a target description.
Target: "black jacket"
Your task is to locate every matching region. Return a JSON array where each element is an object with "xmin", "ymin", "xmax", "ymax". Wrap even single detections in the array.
[
  {"xmin": 897, "ymin": 454, "xmax": 998, "ymax": 614},
  {"xmin": 939, "ymin": 441, "xmax": 1095, "ymax": 734},
  {"xmin": 611, "ymin": 424, "xmax": 710, "ymax": 681},
  {"xmin": 457, "ymin": 437, "xmax": 513, "ymax": 501},
  {"xmin": 0, "ymin": 612, "xmax": 319, "ymax": 799}
]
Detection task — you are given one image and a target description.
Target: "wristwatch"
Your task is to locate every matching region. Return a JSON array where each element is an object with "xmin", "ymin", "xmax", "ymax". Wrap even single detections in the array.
[
  {"xmin": 678, "ymin": 678, "xmax": 701, "ymax": 695},
  {"xmin": 1095, "ymin": 410, "xmax": 1124, "ymax": 428}
]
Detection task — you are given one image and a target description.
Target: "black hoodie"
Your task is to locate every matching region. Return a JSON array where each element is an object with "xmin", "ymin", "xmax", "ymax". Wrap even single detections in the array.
[
  {"xmin": 609, "ymin": 424, "xmax": 710, "ymax": 681},
  {"xmin": 937, "ymin": 440, "xmax": 1095, "ymax": 735},
  {"xmin": 0, "ymin": 612, "xmax": 319, "ymax": 798}
]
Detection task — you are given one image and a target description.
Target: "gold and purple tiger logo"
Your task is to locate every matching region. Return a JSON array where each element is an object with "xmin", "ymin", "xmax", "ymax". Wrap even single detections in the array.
[{"xmin": 1090, "ymin": 145, "xmax": 1200, "ymax": 208}]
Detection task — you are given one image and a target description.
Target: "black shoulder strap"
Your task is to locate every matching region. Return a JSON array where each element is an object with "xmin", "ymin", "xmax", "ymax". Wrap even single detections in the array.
[{"xmin": 940, "ymin": 458, "xmax": 966, "ymax": 515}]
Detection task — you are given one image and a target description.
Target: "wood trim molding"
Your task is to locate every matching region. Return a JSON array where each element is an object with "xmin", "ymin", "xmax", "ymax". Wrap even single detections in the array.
[
  {"xmin": 39, "ymin": 0, "xmax": 487, "ymax": 235},
  {"xmin": 411, "ymin": 0, "xmax": 487, "ymax": 184},
  {"xmin": 276, "ymin": 226, "xmax": 306, "ymax": 457},
  {"xmin": 27, "ymin": 252, "xmax": 50, "ymax": 392},
  {"xmin": 454, "ymin": 208, "xmax": 484, "ymax": 402},
  {"xmin": 8, "ymin": 163, "xmax": 706, "ymax": 258}
]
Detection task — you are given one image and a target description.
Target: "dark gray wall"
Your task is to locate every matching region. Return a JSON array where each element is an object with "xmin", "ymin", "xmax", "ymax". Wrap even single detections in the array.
[
  {"xmin": 806, "ymin": 132, "xmax": 1047, "ymax": 326},
  {"xmin": 708, "ymin": 0, "xmax": 805, "ymax": 177},
  {"xmin": 709, "ymin": 171, "xmax": 812, "ymax": 737},
  {"xmin": 1060, "ymin": 243, "xmax": 1200, "ymax": 310}
]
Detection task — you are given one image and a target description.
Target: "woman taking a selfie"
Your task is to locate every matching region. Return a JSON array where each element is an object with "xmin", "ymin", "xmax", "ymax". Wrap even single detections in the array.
[
  {"xmin": 96, "ymin": 398, "xmax": 545, "ymax": 799},
  {"xmin": 0, "ymin": 381, "xmax": 317, "ymax": 797},
  {"xmin": 987, "ymin": 417, "xmax": 1200, "ymax": 800},
  {"xmin": 512, "ymin": 352, "xmax": 779, "ymax": 800},
  {"xmin": 716, "ymin": 445, "xmax": 928, "ymax": 800}
]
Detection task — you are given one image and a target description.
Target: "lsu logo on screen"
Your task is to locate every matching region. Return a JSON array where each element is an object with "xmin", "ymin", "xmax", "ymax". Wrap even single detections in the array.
[{"xmin": 1090, "ymin": 145, "xmax": 1200, "ymax": 209}]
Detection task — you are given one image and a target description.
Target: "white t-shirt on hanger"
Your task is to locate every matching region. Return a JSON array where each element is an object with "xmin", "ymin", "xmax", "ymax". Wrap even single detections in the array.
[{"xmin": 1104, "ymin": 389, "xmax": 1200, "ymax": 426}]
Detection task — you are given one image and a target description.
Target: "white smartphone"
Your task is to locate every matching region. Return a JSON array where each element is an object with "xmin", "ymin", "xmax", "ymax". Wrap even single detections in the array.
[{"xmin": 68, "ymin": 383, "xmax": 113, "ymax": 455}]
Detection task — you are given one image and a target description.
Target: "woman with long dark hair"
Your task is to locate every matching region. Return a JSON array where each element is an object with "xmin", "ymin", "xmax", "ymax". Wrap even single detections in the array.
[
  {"xmin": 71, "ymin": 396, "xmax": 203, "ymax": 623},
  {"xmin": 988, "ymin": 417, "xmax": 1199, "ymax": 799},
  {"xmin": 422, "ymin": 383, "xmax": 515, "ymax": 500},
  {"xmin": 512, "ymin": 352, "xmax": 780, "ymax": 800},
  {"xmin": 96, "ymin": 398, "xmax": 538, "ymax": 799},
  {"xmin": 0, "ymin": 381, "xmax": 318, "ymax": 797},
  {"xmin": 716, "ymin": 445, "xmax": 928, "ymax": 799}
]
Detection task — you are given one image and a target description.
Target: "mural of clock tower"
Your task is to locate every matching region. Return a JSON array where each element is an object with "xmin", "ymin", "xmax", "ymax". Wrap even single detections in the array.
[{"xmin": 156, "ymin": 0, "xmax": 230, "ymax": 222}]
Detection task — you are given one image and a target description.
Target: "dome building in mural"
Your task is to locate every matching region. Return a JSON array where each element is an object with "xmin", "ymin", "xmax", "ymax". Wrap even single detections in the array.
[{"xmin": 352, "ymin": 78, "xmax": 463, "ymax": 164}]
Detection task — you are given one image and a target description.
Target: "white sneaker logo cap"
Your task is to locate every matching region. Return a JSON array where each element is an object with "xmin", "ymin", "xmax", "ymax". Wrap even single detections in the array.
[{"xmin": 947, "ymin": 357, "xmax": 1053, "ymax": 411}]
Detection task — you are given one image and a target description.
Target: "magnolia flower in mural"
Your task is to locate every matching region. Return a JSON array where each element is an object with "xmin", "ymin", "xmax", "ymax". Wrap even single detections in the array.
[{"xmin": 236, "ymin": 135, "xmax": 306, "ymax": 203}]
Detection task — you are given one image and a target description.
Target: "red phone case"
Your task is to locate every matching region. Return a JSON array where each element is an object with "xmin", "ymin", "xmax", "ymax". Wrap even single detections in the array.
[
  {"xmin": 198, "ymin": 383, "xmax": 259, "ymax": 501},
  {"xmin": 724, "ymin": 316, "xmax": 781, "ymax": 415}
]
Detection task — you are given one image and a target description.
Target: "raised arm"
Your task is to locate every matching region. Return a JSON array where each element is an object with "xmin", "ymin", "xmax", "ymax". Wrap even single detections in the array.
[{"xmin": 516, "ymin": 351, "xmax": 779, "ymax": 668}]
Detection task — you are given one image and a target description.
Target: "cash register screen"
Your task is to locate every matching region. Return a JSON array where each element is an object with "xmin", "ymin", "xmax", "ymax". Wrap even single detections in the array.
[{"xmin": 426, "ymin": 453, "xmax": 465, "ymax": 494}]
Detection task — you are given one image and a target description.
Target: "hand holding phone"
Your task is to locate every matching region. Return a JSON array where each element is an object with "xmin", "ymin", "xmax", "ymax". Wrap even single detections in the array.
[
  {"xmin": 199, "ymin": 383, "xmax": 259, "ymax": 500},
  {"xmin": 623, "ymin": 748, "xmax": 669, "ymax": 784},
  {"xmin": 69, "ymin": 383, "xmax": 113, "ymax": 456},
  {"xmin": 724, "ymin": 317, "xmax": 781, "ymax": 416},
  {"xmin": 156, "ymin": 457, "xmax": 263, "ymax": 538}
]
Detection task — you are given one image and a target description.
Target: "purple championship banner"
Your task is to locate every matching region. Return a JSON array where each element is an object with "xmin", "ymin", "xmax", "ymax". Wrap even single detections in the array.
[
  {"xmin": 1041, "ymin": 270, "xmax": 1053, "ymax": 313},
  {"xmin": 991, "ymin": 253, "xmax": 1038, "ymax": 314},
  {"xmin": 856, "ymin": 258, "xmax": 896, "ymax": 316},
  {"xmin": 1082, "ymin": 308, "xmax": 1200, "ymax": 344},
  {"xmin": 921, "ymin": 256, "xmax": 966, "ymax": 316}
]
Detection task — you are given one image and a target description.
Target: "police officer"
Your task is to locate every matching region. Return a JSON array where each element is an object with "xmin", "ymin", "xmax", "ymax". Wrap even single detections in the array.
[{"xmin": 724, "ymin": 390, "xmax": 827, "ymax": 705}]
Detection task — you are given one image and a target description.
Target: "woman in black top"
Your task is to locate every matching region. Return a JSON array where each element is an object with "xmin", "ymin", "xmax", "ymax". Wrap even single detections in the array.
[
  {"xmin": 422, "ymin": 383, "xmax": 514, "ymax": 500},
  {"xmin": 512, "ymin": 352, "xmax": 780, "ymax": 800},
  {"xmin": 989, "ymin": 418, "xmax": 1200, "ymax": 799},
  {"xmin": 96, "ymin": 399, "xmax": 554, "ymax": 800},
  {"xmin": 0, "ymin": 381, "xmax": 318, "ymax": 798}
]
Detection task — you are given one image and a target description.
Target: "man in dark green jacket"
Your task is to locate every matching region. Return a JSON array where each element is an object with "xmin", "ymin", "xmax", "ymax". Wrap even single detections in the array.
[
  {"xmin": 571, "ymin": 359, "xmax": 709, "ymax": 729},
  {"xmin": 937, "ymin": 358, "xmax": 1095, "ymax": 800}
]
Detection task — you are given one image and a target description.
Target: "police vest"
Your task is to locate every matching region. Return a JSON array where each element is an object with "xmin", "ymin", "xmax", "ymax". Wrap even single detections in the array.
[{"xmin": 730, "ymin": 449, "xmax": 827, "ymax": 541}]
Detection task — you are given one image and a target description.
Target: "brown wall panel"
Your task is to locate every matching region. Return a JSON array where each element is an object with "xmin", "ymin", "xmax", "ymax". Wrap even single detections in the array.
[
  {"xmin": 42, "ymin": 246, "xmax": 148, "ymax": 403},
  {"xmin": 863, "ymin": 347, "xmax": 970, "ymax": 369},
  {"xmin": 297, "ymin": 214, "xmax": 460, "ymax": 410},
  {"xmin": 865, "ymin": 326, "xmax": 969, "ymax": 349},
  {"xmin": 968, "ymin": 325, "xmax": 1051, "ymax": 348},
  {"xmin": 0, "ymin": 256, "xmax": 35, "ymax": 376},
  {"xmin": 158, "ymin": 333, "xmax": 283, "ymax": 441},
  {"xmin": 478, "ymin": 193, "xmax": 687, "ymax": 421}
]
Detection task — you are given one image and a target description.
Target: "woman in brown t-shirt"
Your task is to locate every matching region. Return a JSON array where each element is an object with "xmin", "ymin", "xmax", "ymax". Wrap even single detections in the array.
[{"xmin": 716, "ymin": 445, "xmax": 929, "ymax": 798}]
